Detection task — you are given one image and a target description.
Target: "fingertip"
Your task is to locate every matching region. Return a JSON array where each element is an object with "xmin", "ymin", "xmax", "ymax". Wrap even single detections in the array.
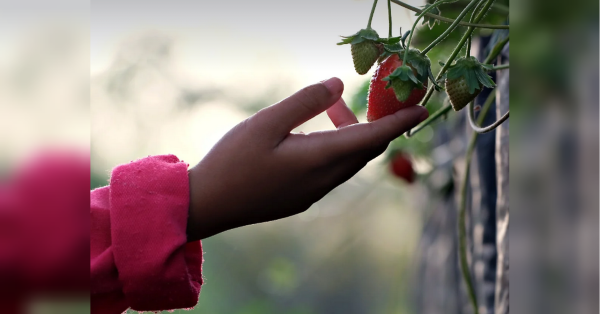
[
  {"xmin": 392, "ymin": 105, "xmax": 428, "ymax": 122},
  {"xmin": 321, "ymin": 77, "xmax": 344, "ymax": 97},
  {"xmin": 418, "ymin": 107, "xmax": 429, "ymax": 123}
]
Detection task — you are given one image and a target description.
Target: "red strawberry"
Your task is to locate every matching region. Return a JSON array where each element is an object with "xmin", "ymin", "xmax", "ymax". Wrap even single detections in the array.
[
  {"xmin": 367, "ymin": 54, "xmax": 427, "ymax": 122},
  {"xmin": 390, "ymin": 152, "xmax": 415, "ymax": 183}
]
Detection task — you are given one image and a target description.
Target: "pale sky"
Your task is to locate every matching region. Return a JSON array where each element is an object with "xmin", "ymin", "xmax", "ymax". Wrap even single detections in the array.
[
  {"xmin": 0, "ymin": 0, "xmax": 424, "ymax": 166},
  {"xmin": 90, "ymin": 0, "xmax": 422, "ymax": 91}
]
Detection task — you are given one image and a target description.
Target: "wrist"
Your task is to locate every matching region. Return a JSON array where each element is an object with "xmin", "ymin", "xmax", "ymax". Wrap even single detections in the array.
[{"xmin": 186, "ymin": 164, "xmax": 235, "ymax": 241}]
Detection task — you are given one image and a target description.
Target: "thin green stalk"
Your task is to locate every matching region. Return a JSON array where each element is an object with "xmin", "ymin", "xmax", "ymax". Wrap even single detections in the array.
[
  {"xmin": 459, "ymin": 90, "xmax": 496, "ymax": 314},
  {"xmin": 405, "ymin": 102, "xmax": 452, "ymax": 136},
  {"xmin": 421, "ymin": 0, "xmax": 481, "ymax": 55},
  {"xmin": 403, "ymin": 0, "xmax": 452, "ymax": 64},
  {"xmin": 367, "ymin": 0, "xmax": 379, "ymax": 29},
  {"xmin": 484, "ymin": 36, "xmax": 509, "ymax": 63},
  {"xmin": 466, "ymin": 0, "xmax": 485, "ymax": 57},
  {"xmin": 388, "ymin": 0, "xmax": 393, "ymax": 37},
  {"xmin": 459, "ymin": 0, "xmax": 509, "ymax": 13},
  {"xmin": 390, "ymin": 0, "xmax": 508, "ymax": 29},
  {"xmin": 488, "ymin": 63, "xmax": 509, "ymax": 71}
]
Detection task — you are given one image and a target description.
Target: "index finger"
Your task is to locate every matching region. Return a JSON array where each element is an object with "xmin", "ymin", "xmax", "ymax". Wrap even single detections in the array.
[
  {"xmin": 250, "ymin": 78, "xmax": 344, "ymax": 142},
  {"xmin": 321, "ymin": 106, "xmax": 429, "ymax": 157}
]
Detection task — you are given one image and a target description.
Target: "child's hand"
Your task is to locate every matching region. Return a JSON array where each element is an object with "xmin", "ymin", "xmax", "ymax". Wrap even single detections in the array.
[{"xmin": 187, "ymin": 78, "xmax": 428, "ymax": 241}]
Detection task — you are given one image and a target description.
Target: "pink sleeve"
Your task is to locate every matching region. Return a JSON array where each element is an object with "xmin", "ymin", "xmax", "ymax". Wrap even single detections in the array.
[
  {"xmin": 91, "ymin": 155, "xmax": 203, "ymax": 314},
  {"xmin": 0, "ymin": 150, "xmax": 90, "ymax": 310}
]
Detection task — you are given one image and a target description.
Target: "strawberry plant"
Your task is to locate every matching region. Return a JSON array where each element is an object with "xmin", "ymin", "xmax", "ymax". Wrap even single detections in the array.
[
  {"xmin": 338, "ymin": 0, "xmax": 509, "ymax": 135},
  {"xmin": 337, "ymin": 1, "xmax": 509, "ymax": 313}
]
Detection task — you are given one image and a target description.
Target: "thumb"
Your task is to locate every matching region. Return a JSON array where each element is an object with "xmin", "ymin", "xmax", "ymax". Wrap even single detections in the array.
[{"xmin": 252, "ymin": 78, "xmax": 344, "ymax": 140}]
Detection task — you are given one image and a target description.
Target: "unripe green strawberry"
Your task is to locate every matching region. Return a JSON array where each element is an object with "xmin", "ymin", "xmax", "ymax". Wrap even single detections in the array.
[
  {"xmin": 390, "ymin": 78, "xmax": 416, "ymax": 102},
  {"xmin": 338, "ymin": 28, "xmax": 382, "ymax": 75},
  {"xmin": 351, "ymin": 41, "xmax": 382, "ymax": 75},
  {"xmin": 444, "ymin": 56, "xmax": 496, "ymax": 112},
  {"xmin": 445, "ymin": 77, "xmax": 481, "ymax": 111}
]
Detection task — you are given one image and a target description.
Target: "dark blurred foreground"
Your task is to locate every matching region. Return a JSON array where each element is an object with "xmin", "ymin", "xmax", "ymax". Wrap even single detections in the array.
[{"xmin": 0, "ymin": 150, "xmax": 90, "ymax": 313}]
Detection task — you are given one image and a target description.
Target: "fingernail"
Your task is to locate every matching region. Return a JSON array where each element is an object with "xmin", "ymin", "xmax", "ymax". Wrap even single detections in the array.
[
  {"xmin": 321, "ymin": 77, "xmax": 343, "ymax": 95},
  {"xmin": 419, "ymin": 109, "xmax": 429, "ymax": 122}
]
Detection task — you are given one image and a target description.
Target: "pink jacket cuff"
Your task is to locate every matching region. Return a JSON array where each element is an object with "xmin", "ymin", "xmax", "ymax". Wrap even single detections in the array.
[{"xmin": 91, "ymin": 154, "xmax": 203, "ymax": 313}]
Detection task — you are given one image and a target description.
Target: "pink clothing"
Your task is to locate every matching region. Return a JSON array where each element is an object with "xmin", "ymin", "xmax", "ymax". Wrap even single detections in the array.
[
  {"xmin": 91, "ymin": 155, "xmax": 203, "ymax": 313},
  {"xmin": 1, "ymin": 151, "xmax": 90, "ymax": 311},
  {"xmin": 1, "ymin": 152, "xmax": 203, "ymax": 313}
]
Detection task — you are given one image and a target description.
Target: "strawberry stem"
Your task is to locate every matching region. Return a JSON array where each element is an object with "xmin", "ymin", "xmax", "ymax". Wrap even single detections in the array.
[
  {"xmin": 488, "ymin": 63, "xmax": 509, "ymax": 71},
  {"xmin": 390, "ymin": 0, "xmax": 508, "ymax": 29},
  {"xmin": 458, "ymin": 90, "xmax": 496, "ymax": 314},
  {"xmin": 367, "ymin": 0, "xmax": 379, "ymax": 29},
  {"xmin": 402, "ymin": 0, "xmax": 452, "ymax": 66},
  {"xmin": 468, "ymin": 98, "xmax": 510, "ymax": 133},
  {"xmin": 420, "ymin": 0, "xmax": 481, "ymax": 56},
  {"xmin": 483, "ymin": 36, "xmax": 509, "ymax": 64},
  {"xmin": 405, "ymin": 101, "xmax": 453, "ymax": 137},
  {"xmin": 387, "ymin": 0, "xmax": 392, "ymax": 37},
  {"xmin": 466, "ymin": 0, "xmax": 485, "ymax": 57}
]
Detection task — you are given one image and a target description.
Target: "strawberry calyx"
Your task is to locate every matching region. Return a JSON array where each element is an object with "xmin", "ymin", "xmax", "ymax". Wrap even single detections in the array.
[
  {"xmin": 383, "ymin": 65, "xmax": 420, "ymax": 87},
  {"xmin": 339, "ymin": 29, "xmax": 385, "ymax": 75},
  {"xmin": 403, "ymin": 49, "xmax": 443, "ymax": 91},
  {"xmin": 446, "ymin": 56, "xmax": 496, "ymax": 94},
  {"xmin": 378, "ymin": 42, "xmax": 403, "ymax": 64},
  {"xmin": 382, "ymin": 65, "xmax": 422, "ymax": 102},
  {"xmin": 337, "ymin": 28, "xmax": 380, "ymax": 45},
  {"xmin": 381, "ymin": 49, "xmax": 442, "ymax": 95}
]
